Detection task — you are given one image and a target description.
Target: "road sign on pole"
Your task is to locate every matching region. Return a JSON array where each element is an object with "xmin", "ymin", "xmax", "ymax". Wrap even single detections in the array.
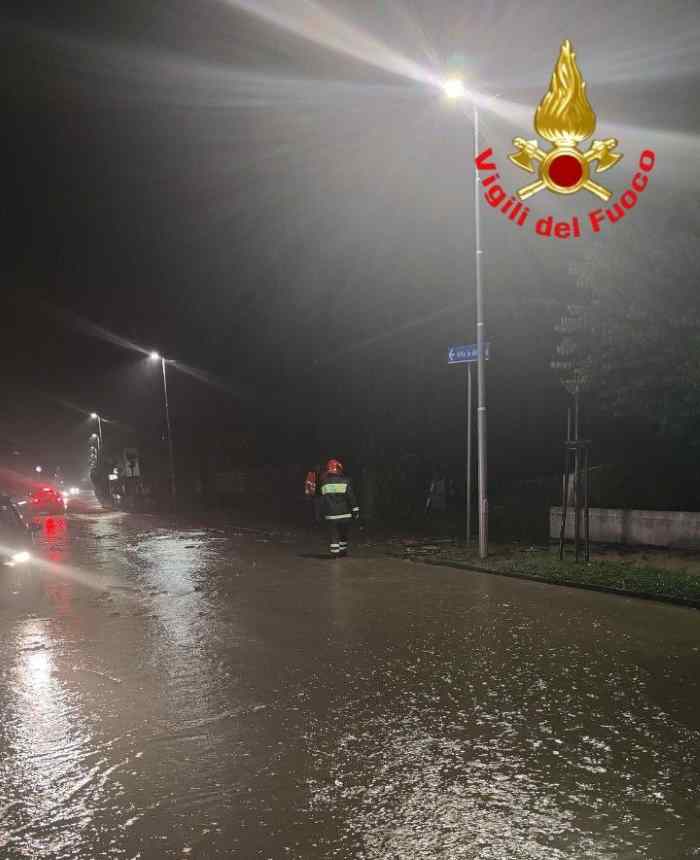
[{"xmin": 448, "ymin": 342, "xmax": 490, "ymax": 365}]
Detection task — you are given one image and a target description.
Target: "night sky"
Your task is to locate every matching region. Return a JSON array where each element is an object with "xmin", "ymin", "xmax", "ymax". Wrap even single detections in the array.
[{"xmin": 3, "ymin": 1, "xmax": 700, "ymax": 486}]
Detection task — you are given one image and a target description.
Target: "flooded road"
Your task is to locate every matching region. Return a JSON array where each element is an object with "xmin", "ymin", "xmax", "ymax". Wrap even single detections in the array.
[{"xmin": 1, "ymin": 508, "xmax": 699, "ymax": 858}]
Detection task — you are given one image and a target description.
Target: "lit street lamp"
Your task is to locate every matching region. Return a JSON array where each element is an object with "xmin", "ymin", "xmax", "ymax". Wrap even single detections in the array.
[
  {"xmin": 442, "ymin": 77, "xmax": 466, "ymax": 101},
  {"xmin": 442, "ymin": 77, "xmax": 488, "ymax": 558},
  {"xmin": 150, "ymin": 352, "xmax": 177, "ymax": 503}
]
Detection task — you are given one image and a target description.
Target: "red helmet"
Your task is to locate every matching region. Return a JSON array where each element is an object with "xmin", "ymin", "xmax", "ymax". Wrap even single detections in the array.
[{"xmin": 325, "ymin": 459, "xmax": 343, "ymax": 475}]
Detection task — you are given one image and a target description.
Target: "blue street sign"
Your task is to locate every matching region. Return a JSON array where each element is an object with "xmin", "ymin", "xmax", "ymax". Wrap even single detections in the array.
[{"xmin": 448, "ymin": 342, "xmax": 490, "ymax": 365}]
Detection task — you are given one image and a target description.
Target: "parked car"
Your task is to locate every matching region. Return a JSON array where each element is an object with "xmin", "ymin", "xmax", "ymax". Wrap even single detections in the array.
[{"xmin": 0, "ymin": 494, "xmax": 33, "ymax": 566}]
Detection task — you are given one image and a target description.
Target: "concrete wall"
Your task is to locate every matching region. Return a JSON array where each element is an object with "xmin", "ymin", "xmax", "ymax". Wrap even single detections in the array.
[{"xmin": 550, "ymin": 507, "xmax": 700, "ymax": 549}]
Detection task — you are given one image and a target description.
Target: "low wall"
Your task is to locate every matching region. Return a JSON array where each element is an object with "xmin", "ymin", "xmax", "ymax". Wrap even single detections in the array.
[{"xmin": 550, "ymin": 507, "xmax": 700, "ymax": 549}]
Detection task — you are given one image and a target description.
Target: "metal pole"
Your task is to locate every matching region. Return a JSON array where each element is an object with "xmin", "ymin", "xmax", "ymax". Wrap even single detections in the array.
[
  {"xmin": 559, "ymin": 445, "xmax": 571, "ymax": 560},
  {"xmin": 473, "ymin": 103, "xmax": 488, "ymax": 559},
  {"xmin": 161, "ymin": 358, "xmax": 177, "ymax": 503},
  {"xmin": 562, "ymin": 407, "xmax": 571, "ymax": 513},
  {"xmin": 559, "ymin": 408, "xmax": 571, "ymax": 559},
  {"xmin": 573, "ymin": 391, "xmax": 581, "ymax": 562},
  {"xmin": 466, "ymin": 362, "xmax": 472, "ymax": 544},
  {"xmin": 584, "ymin": 444, "xmax": 591, "ymax": 562}
]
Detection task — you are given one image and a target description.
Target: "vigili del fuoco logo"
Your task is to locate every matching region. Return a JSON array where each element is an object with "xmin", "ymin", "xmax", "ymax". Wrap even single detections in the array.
[{"xmin": 475, "ymin": 40, "xmax": 656, "ymax": 238}]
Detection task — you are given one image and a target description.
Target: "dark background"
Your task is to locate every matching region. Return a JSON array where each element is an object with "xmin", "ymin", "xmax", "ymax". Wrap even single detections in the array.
[{"xmin": 2, "ymin": 1, "xmax": 699, "ymax": 516}]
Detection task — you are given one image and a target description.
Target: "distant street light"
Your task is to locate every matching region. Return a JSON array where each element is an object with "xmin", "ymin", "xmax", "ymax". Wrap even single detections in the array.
[
  {"xmin": 150, "ymin": 352, "xmax": 176, "ymax": 503},
  {"xmin": 90, "ymin": 412, "xmax": 104, "ymax": 455},
  {"xmin": 441, "ymin": 77, "xmax": 489, "ymax": 558},
  {"xmin": 34, "ymin": 465, "xmax": 42, "ymax": 473}
]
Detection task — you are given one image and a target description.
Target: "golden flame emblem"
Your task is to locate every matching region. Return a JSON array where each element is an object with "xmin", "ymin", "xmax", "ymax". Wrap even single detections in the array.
[
  {"xmin": 535, "ymin": 40, "xmax": 596, "ymax": 145},
  {"xmin": 509, "ymin": 40, "xmax": 622, "ymax": 200}
]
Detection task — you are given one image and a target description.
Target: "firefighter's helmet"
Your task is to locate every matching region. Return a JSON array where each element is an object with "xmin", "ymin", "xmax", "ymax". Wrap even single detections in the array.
[{"xmin": 325, "ymin": 459, "xmax": 343, "ymax": 475}]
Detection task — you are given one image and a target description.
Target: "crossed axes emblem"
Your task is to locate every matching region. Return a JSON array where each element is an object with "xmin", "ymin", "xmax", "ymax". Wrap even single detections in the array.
[{"xmin": 508, "ymin": 137, "xmax": 622, "ymax": 201}]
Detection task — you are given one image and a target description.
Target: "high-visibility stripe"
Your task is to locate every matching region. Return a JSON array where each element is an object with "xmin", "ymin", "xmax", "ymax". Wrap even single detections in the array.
[
  {"xmin": 325, "ymin": 513, "xmax": 352, "ymax": 520},
  {"xmin": 321, "ymin": 483, "xmax": 347, "ymax": 495}
]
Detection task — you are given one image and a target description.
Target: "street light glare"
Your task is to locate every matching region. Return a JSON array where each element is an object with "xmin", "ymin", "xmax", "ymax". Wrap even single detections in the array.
[
  {"xmin": 90, "ymin": 412, "xmax": 98, "ymax": 419},
  {"xmin": 150, "ymin": 351, "xmax": 161, "ymax": 361},
  {"xmin": 442, "ymin": 77, "xmax": 466, "ymax": 100}
]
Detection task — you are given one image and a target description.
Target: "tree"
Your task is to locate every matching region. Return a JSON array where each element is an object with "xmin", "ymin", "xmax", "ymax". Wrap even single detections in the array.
[{"xmin": 551, "ymin": 301, "xmax": 594, "ymax": 401}]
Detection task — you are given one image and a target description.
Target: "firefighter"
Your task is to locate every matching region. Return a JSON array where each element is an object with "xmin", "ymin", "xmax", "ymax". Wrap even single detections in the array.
[{"xmin": 319, "ymin": 459, "xmax": 359, "ymax": 557}]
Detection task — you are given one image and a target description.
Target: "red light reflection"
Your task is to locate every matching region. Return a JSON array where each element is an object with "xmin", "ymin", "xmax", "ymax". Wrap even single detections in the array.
[
  {"xmin": 41, "ymin": 516, "xmax": 68, "ymax": 564},
  {"xmin": 44, "ymin": 517, "xmax": 66, "ymax": 537}
]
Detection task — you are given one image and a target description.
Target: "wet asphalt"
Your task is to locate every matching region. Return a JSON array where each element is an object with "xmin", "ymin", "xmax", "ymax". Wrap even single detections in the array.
[{"xmin": 1, "ymin": 502, "xmax": 699, "ymax": 859}]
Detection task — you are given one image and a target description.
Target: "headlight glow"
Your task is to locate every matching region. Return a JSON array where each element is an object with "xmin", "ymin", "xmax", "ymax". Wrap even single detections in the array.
[{"xmin": 11, "ymin": 551, "xmax": 31, "ymax": 564}]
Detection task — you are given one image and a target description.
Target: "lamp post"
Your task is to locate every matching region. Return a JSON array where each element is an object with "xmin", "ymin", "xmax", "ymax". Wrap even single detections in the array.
[
  {"xmin": 443, "ymin": 78, "xmax": 488, "ymax": 558},
  {"xmin": 150, "ymin": 352, "xmax": 176, "ymax": 503},
  {"xmin": 90, "ymin": 413, "xmax": 103, "ymax": 458}
]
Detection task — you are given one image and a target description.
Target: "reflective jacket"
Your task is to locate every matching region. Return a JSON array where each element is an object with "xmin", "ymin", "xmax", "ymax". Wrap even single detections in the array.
[{"xmin": 319, "ymin": 473, "xmax": 359, "ymax": 521}]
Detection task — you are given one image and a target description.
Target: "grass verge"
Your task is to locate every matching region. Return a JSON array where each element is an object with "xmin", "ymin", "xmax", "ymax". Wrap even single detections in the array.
[{"xmin": 391, "ymin": 543, "xmax": 700, "ymax": 608}]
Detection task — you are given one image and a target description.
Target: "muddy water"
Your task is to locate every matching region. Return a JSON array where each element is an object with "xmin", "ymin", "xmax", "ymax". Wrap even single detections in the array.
[{"xmin": 0, "ymin": 510, "xmax": 698, "ymax": 858}]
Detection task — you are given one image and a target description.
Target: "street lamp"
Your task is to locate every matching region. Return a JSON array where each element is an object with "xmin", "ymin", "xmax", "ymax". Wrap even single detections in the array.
[
  {"xmin": 441, "ymin": 77, "xmax": 488, "ymax": 558},
  {"xmin": 442, "ymin": 77, "xmax": 466, "ymax": 100},
  {"xmin": 150, "ymin": 352, "xmax": 177, "ymax": 503},
  {"xmin": 90, "ymin": 412, "xmax": 103, "ymax": 455}
]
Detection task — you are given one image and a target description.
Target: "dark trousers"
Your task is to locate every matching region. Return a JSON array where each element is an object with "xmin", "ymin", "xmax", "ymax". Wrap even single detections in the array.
[{"xmin": 327, "ymin": 520, "xmax": 350, "ymax": 555}]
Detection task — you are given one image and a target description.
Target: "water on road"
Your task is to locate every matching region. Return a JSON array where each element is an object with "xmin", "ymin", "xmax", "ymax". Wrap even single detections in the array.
[{"xmin": 1, "ymin": 509, "xmax": 698, "ymax": 858}]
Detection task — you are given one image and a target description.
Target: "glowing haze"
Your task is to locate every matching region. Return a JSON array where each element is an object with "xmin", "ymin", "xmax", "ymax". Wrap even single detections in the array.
[{"xmin": 222, "ymin": 0, "xmax": 440, "ymax": 88}]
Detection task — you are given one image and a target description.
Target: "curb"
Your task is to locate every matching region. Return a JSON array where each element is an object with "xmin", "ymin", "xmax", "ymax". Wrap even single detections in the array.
[{"xmin": 392, "ymin": 553, "xmax": 700, "ymax": 611}]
